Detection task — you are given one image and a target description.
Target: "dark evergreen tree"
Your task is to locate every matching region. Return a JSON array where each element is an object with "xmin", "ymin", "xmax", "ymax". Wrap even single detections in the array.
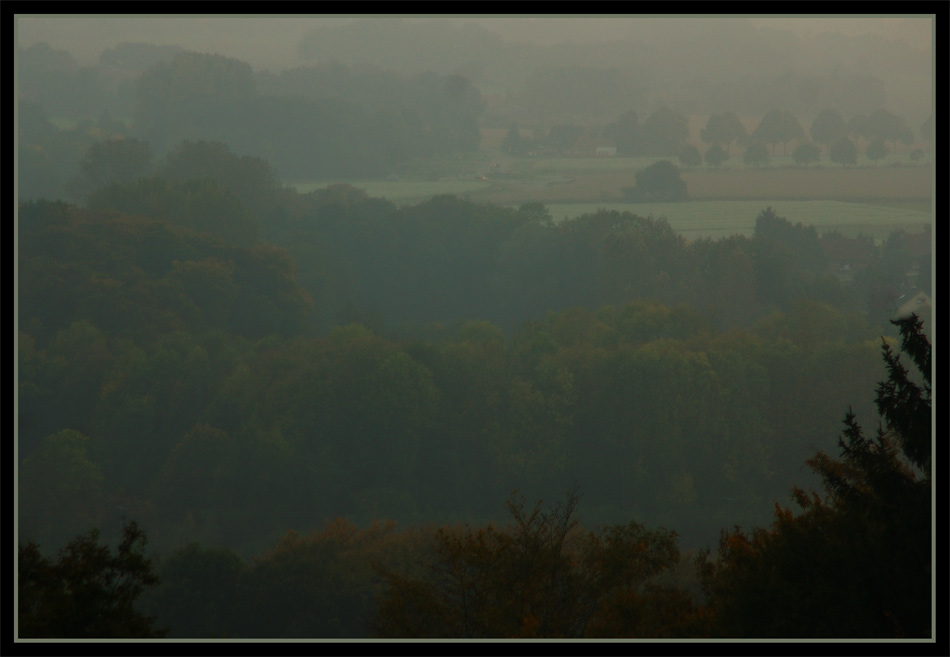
[{"xmin": 701, "ymin": 315, "xmax": 932, "ymax": 638}]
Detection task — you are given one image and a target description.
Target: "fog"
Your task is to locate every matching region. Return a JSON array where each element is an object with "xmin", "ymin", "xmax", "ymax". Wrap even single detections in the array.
[
  {"xmin": 16, "ymin": 15, "xmax": 933, "ymax": 122},
  {"xmin": 16, "ymin": 13, "xmax": 934, "ymax": 640}
]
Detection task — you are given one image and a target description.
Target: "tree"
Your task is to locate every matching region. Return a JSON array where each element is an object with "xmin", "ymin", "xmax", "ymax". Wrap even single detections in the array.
[
  {"xmin": 373, "ymin": 491, "xmax": 697, "ymax": 638},
  {"xmin": 603, "ymin": 109, "xmax": 640, "ymax": 156},
  {"xmin": 792, "ymin": 142, "xmax": 821, "ymax": 167},
  {"xmin": 700, "ymin": 112, "xmax": 748, "ymax": 156},
  {"xmin": 133, "ymin": 51, "xmax": 258, "ymax": 150},
  {"xmin": 809, "ymin": 108, "xmax": 848, "ymax": 152},
  {"xmin": 156, "ymin": 139, "xmax": 280, "ymax": 217},
  {"xmin": 846, "ymin": 114, "xmax": 871, "ymax": 143},
  {"xmin": 866, "ymin": 138, "xmax": 889, "ymax": 165},
  {"xmin": 678, "ymin": 144, "xmax": 702, "ymax": 168},
  {"xmin": 232, "ymin": 519, "xmax": 432, "ymax": 638},
  {"xmin": 88, "ymin": 176, "xmax": 262, "ymax": 247},
  {"xmin": 829, "ymin": 136, "xmax": 858, "ymax": 167},
  {"xmin": 743, "ymin": 141, "xmax": 770, "ymax": 168},
  {"xmin": 501, "ymin": 123, "xmax": 528, "ymax": 156},
  {"xmin": 704, "ymin": 144, "xmax": 728, "ymax": 167},
  {"xmin": 137, "ymin": 543, "xmax": 246, "ymax": 638},
  {"xmin": 19, "ymin": 430, "xmax": 106, "ymax": 551},
  {"xmin": 638, "ymin": 106, "xmax": 690, "ymax": 157},
  {"xmin": 18, "ymin": 522, "xmax": 166, "ymax": 638},
  {"xmin": 69, "ymin": 137, "xmax": 154, "ymax": 200},
  {"xmin": 867, "ymin": 109, "xmax": 911, "ymax": 150},
  {"xmin": 624, "ymin": 161, "xmax": 687, "ymax": 201},
  {"xmin": 701, "ymin": 316, "xmax": 931, "ymax": 638},
  {"xmin": 751, "ymin": 110, "xmax": 806, "ymax": 156}
]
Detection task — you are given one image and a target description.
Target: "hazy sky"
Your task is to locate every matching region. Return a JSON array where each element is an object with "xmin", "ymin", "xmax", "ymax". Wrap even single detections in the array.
[{"xmin": 16, "ymin": 15, "xmax": 933, "ymax": 70}]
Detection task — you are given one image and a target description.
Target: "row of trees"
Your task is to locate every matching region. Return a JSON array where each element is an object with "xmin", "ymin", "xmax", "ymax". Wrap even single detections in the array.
[
  {"xmin": 709, "ymin": 106, "xmax": 919, "ymax": 158},
  {"xmin": 19, "ymin": 316, "xmax": 931, "ymax": 638},
  {"xmin": 700, "ymin": 107, "xmax": 926, "ymax": 167},
  {"xmin": 503, "ymin": 105, "xmax": 927, "ymax": 168}
]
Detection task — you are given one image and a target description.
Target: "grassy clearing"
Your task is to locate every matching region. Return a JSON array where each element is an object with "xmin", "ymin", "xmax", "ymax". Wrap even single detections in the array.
[
  {"xmin": 682, "ymin": 166, "xmax": 932, "ymax": 201},
  {"xmin": 537, "ymin": 200, "xmax": 931, "ymax": 242},
  {"xmin": 464, "ymin": 163, "xmax": 932, "ymax": 206}
]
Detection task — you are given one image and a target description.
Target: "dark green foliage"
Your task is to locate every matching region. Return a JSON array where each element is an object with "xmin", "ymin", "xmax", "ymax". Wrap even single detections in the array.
[
  {"xmin": 19, "ymin": 180, "xmax": 904, "ymax": 576},
  {"xmin": 18, "ymin": 522, "xmax": 166, "ymax": 638},
  {"xmin": 502, "ymin": 123, "xmax": 528, "ymax": 156},
  {"xmin": 89, "ymin": 176, "xmax": 261, "ymax": 247},
  {"xmin": 140, "ymin": 543, "xmax": 246, "ymax": 637},
  {"xmin": 829, "ymin": 136, "xmax": 858, "ymax": 167},
  {"xmin": 754, "ymin": 207, "xmax": 826, "ymax": 274},
  {"xmin": 638, "ymin": 106, "xmax": 690, "ymax": 157},
  {"xmin": 742, "ymin": 141, "xmax": 770, "ymax": 167},
  {"xmin": 17, "ymin": 201, "xmax": 311, "ymax": 344},
  {"xmin": 751, "ymin": 109, "xmax": 806, "ymax": 156},
  {"xmin": 17, "ymin": 42, "xmax": 109, "ymax": 119},
  {"xmin": 373, "ymin": 492, "xmax": 698, "ymax": 638},
  {"xmin": 625, "ymin": 161, "xmax": 687, "ymax": 201},
  {"xmin": 16, "ymin": 102, "xmax": 116, "ymax": 203},
  {"xmin": 874, "ymin": 315, "xmax": 931, "ymax": 471},
  {"xmin": 867, "ymin": 108, "xmax": 913, "ymax": 148},
  {"xmin": 700, "ymin": 112, "xmax": 748, "ymax": 156},
  {"xmin": 792, "ymin": 142, "xmax": 820, "ymax": 167},
  {"xmin": 19, "ymin": 429, "xmax": 106, "ymax": 550},
  {"xmin": 132, "ymin": 54, "xmax": 483, "ymax": 179},
  {"xmin": 71, "ymin": 137, "xmax": 154, "ymax": 200},
  {"xmin": 156, "ymin": 140, "xmax": 281, "ymax": 218},
  {"xmin": 604, "ymin": 109, "xmax": 640, "ymax": 156},
  {"xmin": 133, "ymin": 51, "xmax": 258, "ymax": 150},
  {"xmin": 703, "ymin": 144, "xmax": 728, "ymax": 167},
  {"xmin": 701, "ymin": 317, "xmax": 932, "ymax": 638},
  {"xmin": 678, "ymin": 144, "xmax": 702, "ymax": 168},
  {"xmin": 866, "ymin": 137, "xmax": 889, "ymax": 164},
  {"xmin": 809, "ymin": 108, "xmax": 848, "ymax": 150}
]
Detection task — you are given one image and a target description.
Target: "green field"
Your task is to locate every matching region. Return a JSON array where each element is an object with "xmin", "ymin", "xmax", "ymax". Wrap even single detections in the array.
[
  {"xmin": 536, "ymin": 200, "xmax": 932, "ymax": 242},
  {"xmin": 289, "ymin": 155, "xmax": 932, "ymax": 243}
]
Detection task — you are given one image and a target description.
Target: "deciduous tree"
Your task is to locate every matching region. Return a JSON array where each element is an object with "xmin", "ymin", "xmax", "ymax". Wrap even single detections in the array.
[
  {"xmin": 703, "ymin": 144, "xmax": 728, "ymax": 167},
  {"xmin": 625, "ymin": 161, "xmax": 687, "ymax": 201},
  {"xmin": 829, "ymin": 136, "xmax": 858, "ymax": 167},
  {"xmin": 18, "ymin": 522, "xmax": 166, "ymax": 638},
  {"xmin": 751, "ymin": 109, "xmax": 806, "ymax": 156},
  {"xmin": 373, "ymin": 491, "xmax": 698, "ymax": 638},
  {"xmin": 743, "ymin": 141, "xmax": 770, "ymax": 168},
  {"xmin": 809, "ymin": 108, "xmax": 848, "ymax": 152},
  {"xmin": 700, "ymin": 112, "xmax": 748, "ymax": 156},
  {"xmin": 792, "ymin": 142, "xmax": 821, "ymax": 167}
]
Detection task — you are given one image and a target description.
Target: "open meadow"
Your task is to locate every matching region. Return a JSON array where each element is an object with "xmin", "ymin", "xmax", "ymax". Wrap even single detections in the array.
[{"xmin": 291, "ymin": 150, "xmax": 932, "ymax": 243}]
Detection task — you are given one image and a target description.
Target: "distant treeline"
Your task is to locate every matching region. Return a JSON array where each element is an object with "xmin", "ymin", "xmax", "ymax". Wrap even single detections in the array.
[
  {"xmin": 18, "ymin": 36, "xmax": 933, "ymax": 198},
  {"xmin": 18, "ymin": 45, "xmax": 483, "ymax": 195}
]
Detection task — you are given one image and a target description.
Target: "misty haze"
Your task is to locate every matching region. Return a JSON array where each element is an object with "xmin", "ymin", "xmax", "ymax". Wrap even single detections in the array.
[{"xmin": 16, "ymin": 14, "xmax": 933, "ymax": 641}]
